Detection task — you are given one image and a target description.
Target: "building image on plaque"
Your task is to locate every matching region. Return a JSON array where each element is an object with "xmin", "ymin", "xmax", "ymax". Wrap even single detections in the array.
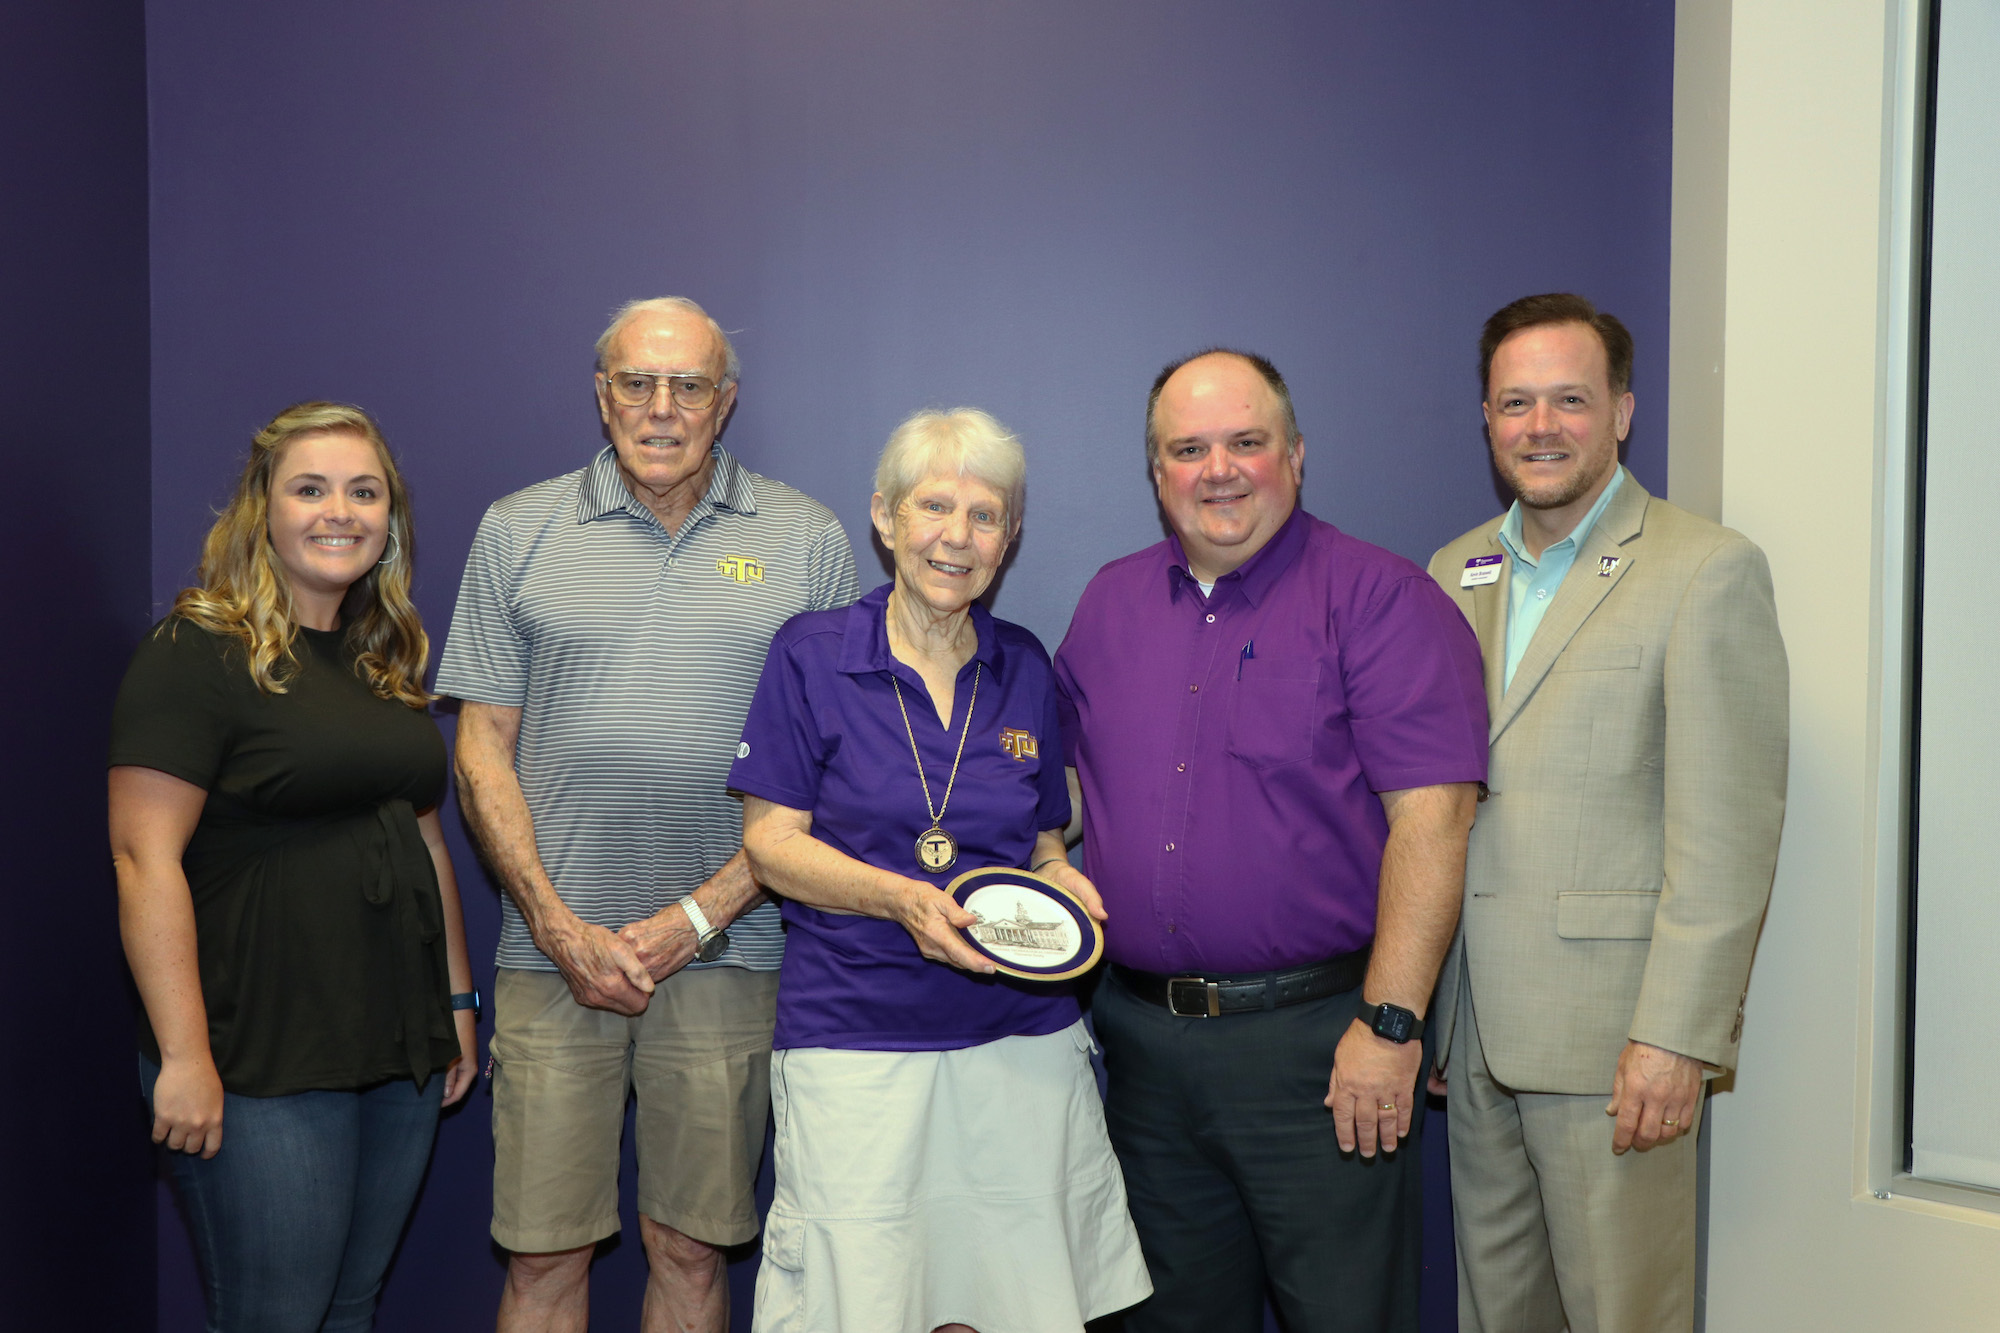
[{"xmin": 962, "ymin": 882, "xmax": 1082, "ymax": 967}]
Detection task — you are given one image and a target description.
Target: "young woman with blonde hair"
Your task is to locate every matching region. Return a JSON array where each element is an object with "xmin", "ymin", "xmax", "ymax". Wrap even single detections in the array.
[{"xmin": 109, "ymin": 401, "xmax": 477, "ymax": 1332}]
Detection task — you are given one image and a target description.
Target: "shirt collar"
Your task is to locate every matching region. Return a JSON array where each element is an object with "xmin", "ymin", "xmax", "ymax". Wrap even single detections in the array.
[
  {"xmin": 574, "ymin": 443, "xmax": 757, "ymax": 525},
  {"xmin": 1165, "ymin": 503, "xmax": 1310, "ymax": 607},
  {"xmin": 838, "ymin": 581, "xmax": 1003, "ymax": 677},
  {"xmin": 1496, "ymin": 465, "xmax": 1627, "ymax": 568}
]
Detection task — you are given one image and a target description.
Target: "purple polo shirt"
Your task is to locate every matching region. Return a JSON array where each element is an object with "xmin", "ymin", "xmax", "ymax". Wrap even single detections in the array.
[
  {"xmin": 1054, "ymin": 507, "xmax": 1487, "ymax": 974},
  {"xmin": 729, "ymin": 583, "xmax": 1079, "ymax": 1051}
]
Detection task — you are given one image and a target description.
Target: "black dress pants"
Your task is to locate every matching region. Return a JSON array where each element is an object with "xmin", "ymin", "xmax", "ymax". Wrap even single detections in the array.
[{"xmin": 1093, "ymin": 969, "xmax": 1429, "ymax": 1333}]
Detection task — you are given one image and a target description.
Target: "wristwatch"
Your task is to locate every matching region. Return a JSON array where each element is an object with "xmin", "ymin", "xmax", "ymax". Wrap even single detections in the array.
[
  {"xmin": 1357, "ymin": 996, "xmax": 1424, "ymax": 1044},
  {"xmin": 681, "ymin": 897, "xmax": 731, "ymax": 963},
  {"xmin": 449, "ymin": 990, "xmax": 480, "ymax": 1016}
]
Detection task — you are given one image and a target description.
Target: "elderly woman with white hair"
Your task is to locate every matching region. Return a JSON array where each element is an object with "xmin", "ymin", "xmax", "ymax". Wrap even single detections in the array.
[{"xmin": 730, "ymin": 408, "xmax": 1150, "ymax": 1333}]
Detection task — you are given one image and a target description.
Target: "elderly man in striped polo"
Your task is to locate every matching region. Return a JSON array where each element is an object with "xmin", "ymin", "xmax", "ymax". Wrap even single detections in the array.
[{"xmin": 437, "ymin": 296, "xmax": 859, "ymax": 1333}]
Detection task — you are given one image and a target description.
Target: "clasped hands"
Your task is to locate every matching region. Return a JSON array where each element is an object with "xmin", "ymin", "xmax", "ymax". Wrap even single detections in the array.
[{"xmin": 539, "ymin": 905, "xmax": 703, "ymax": 1015}]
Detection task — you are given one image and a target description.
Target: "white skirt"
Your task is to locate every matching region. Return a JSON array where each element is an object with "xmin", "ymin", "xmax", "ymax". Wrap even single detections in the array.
[{"xmin": 753, "ymin": 1020, "xmax": 1152, "ymax": 1333}]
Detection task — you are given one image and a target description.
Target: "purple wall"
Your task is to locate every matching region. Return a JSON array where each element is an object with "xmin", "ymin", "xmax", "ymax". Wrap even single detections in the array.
[
  {"xmin": 134, "ymin": 1, "xmax": 1675, "ymax": 1328},
  {"xmin": 1, "ymin": 0, "xmax": 157, "ymax": 1326}
]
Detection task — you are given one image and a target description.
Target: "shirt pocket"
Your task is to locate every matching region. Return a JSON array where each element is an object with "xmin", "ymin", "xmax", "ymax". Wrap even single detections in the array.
[
  {"xmin": 1225, "ymin": 666, "xmax": 1320, "ymax": 769},
  {"xmin": 1555, "ymin": 888, "xmax": 1660, "ymax": 939}
]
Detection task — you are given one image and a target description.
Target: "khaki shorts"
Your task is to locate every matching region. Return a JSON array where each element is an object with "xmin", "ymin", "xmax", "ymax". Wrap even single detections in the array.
[{"xmin": 490, "ymin": 965, "xmax": 779, "ymax": 1253}]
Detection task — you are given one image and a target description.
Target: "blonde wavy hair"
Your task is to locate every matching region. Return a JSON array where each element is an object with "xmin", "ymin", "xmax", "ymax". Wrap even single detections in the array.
[{"xmin": 170, "ymin": 401, "xmax": 431, "ymax": 708}]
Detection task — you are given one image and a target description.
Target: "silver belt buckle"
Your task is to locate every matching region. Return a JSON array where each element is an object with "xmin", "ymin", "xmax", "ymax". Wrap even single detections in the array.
[{"xmin": 1167, "ymin": 976, "xmax": 1222, "ymax": 1018}]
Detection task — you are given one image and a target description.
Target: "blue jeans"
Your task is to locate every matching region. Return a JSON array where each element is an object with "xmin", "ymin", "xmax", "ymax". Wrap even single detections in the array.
[{"xmin": 141, "ymin": 1057, "xmax": 443, "ymax": 1332}]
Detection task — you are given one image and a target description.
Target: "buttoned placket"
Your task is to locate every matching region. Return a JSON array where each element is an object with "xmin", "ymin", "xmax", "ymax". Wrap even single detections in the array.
[
  {"xmin": 639, "ymin": 492, "xmax": 727, "ymax": 597},
  {"xmin": 883, "ymin": 655, "xmax": 979, "ymax": 734},
  {"xmin": 665, "ymin": 495, "xmax": 715, "ymax": 557},
  {"xmin": 1152, "ymin": 575, "xmax": 1237, "ymax": 950}
]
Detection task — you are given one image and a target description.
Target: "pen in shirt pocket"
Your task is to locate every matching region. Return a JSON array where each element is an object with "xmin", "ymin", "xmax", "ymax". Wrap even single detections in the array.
[{"xmin": 1237, "ymin": 640, "xmax": 1254, "ymax": 680}]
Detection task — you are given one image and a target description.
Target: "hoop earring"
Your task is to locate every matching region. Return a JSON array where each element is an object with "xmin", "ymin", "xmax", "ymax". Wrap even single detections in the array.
[{"xmin": 377, "ymin": 531, "xmax": 401, "ymax": 567}]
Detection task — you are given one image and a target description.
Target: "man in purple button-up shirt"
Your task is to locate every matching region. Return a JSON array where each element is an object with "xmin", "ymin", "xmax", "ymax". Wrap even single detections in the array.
[{"xmin": 1055, "ymin": 350, "xmax": 1487, "ymax": 1333}]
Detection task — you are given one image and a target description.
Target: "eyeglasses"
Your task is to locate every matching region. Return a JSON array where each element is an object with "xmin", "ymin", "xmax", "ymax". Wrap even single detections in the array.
[{"xmin": 601, "ymin": 370, "xmax": 728, "ymax": 411}]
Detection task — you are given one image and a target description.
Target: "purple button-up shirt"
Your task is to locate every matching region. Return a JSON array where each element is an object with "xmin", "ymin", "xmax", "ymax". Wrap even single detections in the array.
[
  {"xmin": 729, "ymin": 583, "xmax": 1078, "ymax": 1051},
  {"xmin": 1054, "ymin": 507, "xmax": 1487, "ymax": 974}
]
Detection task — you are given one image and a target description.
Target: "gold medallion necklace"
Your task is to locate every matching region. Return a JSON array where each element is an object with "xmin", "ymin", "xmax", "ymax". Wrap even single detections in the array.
[{"xmin": 892, "ymin": 662, "xmax": 982, "ymax": 874}]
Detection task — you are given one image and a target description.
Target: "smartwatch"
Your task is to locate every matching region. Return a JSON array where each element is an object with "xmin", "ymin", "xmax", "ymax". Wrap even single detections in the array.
[
  {"xmin": 1357, "ymin": 997, "xmax": 1424, "ymax": 1044},
  {"xmin": 449, "ymin": 990, "xmax": 480, "ymax": 1015},
  {"xmin": 681, "ymin": 897, "xmax": 731, "ymax": 963}
]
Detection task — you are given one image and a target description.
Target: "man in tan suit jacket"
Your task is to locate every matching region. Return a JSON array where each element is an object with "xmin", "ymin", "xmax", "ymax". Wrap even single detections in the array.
[{"xmin": 1426, "ymin": 294, "xmax": 1787, "ymax": 1333}]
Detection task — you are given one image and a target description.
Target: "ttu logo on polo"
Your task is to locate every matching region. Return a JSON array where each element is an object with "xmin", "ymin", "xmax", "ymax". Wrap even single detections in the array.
[
  {"xmin": 716, "ymin": 555, "xmax": 765, "ymax": 583},
  {"xmin": 999, "ymin": 728, "xmax": 1039, "ymax": 761}
]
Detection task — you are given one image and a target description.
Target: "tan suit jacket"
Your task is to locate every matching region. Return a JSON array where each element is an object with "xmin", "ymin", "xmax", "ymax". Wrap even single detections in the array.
[{"xmin": 1426, "ymin": 470, "xmax": 1787, "ymax": 1094}]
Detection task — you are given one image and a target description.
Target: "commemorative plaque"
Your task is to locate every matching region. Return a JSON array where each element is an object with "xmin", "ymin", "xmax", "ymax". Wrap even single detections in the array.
[{"xmin": 946, "ymin": 866, "xmax": 1104, "ymax": 982}]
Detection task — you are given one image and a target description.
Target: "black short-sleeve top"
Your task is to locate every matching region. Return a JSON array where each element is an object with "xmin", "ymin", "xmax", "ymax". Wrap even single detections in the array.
[{"xmin": 109, "ymin": 617, "xmax": 457, "ymax": 1096}]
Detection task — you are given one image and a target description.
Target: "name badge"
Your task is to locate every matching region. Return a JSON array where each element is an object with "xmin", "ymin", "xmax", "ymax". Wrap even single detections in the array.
[{"xmin": 1461, "ymin": 555, "xmax": 1503, "ymax": 588}]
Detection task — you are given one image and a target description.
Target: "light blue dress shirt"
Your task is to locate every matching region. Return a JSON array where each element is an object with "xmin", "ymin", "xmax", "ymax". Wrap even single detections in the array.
[{"xmin": 1496, "ymin": 467, "xmax": 1626, "ymax": 692}]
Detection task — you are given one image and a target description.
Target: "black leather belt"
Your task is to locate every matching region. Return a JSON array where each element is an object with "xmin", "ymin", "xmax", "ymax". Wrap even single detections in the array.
[{"xmin": 1113, "ymin": 948, "xmax": 1369, "ymax": 1018}]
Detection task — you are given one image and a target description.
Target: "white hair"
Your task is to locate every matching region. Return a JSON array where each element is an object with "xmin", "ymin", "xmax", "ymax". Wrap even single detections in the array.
[
  {"xmin": 593, "ymin": 296, "xmax": 741, "ymax": 383},
  {"xmin": 875, "ymin": 408, "xmax": 1027, "ymax": 533}
]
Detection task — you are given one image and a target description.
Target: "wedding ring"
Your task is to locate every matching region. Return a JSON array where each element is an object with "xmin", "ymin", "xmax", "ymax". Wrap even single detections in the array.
[{"xmin": 1663, "ymin": 1118, "xmax": 1679, "ymax": 1127}]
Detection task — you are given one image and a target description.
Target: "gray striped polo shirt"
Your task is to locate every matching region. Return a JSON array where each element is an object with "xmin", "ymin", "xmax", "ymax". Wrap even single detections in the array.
[{"xmin": 436, "ymin": 444, "xmax": 860, "ymax": 972}]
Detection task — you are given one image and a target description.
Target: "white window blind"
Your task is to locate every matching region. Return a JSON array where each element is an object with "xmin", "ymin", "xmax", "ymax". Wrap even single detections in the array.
[{"xmin": 1910, "ymin": 0, "xmax": 2000, "ymax": 1193}]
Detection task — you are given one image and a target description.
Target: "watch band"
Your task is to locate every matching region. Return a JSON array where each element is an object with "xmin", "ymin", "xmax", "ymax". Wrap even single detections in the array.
[
  {"xmin": 1357, "ymin": 996, "xmax": 1424, "ymax": 1043},
  {"xmin": 681, "ymin": 897, "xmax": 730, "ymax": 961},
  {"xmin": 449, "ymin": 990, "xmax": 479, "ymax": 1013}
]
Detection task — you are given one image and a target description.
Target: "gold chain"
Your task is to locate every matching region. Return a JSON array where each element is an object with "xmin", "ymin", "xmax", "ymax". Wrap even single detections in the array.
[{"xmin": 891, "ymin": 663, "xmax": 981, "ymax": 826}]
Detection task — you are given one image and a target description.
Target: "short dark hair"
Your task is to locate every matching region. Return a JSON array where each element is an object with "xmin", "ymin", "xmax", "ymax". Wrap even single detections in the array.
[
  {"xmin": 1144, "ymin": 348, "xmax": 1300, "ymax": 462},
  {"xmin": 1478, "ymin": 293, "xmax": 1634, "ymax": 398}
]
